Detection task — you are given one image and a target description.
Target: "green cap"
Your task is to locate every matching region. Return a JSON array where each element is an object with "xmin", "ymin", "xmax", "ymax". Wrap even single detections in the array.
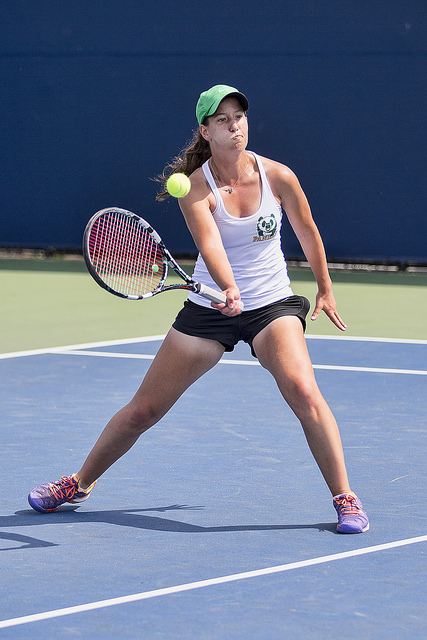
[{"xmin": 196, "ymin": 84, "xmax": 249, "ymax": 125}]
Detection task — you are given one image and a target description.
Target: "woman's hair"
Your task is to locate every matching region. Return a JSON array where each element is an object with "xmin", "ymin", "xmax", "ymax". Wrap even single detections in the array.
[{"xmin": 155, "ymin": 129, "xmax": 211, "ymax": 201}]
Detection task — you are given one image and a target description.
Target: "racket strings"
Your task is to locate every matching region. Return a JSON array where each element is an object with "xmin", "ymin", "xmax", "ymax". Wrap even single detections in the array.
[{"xmin": 89, "ymin": 213, "xmax": 165, "ymax": 296}]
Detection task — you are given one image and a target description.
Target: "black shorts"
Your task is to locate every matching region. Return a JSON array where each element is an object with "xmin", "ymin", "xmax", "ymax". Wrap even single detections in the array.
[{"xmin": 172, "ymin": 295, "xmax": 310, "ymax": 358}]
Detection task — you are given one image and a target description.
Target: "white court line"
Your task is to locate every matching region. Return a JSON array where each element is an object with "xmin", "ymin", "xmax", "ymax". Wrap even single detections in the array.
[
  {"xmin": 1, "ymin": 333, "xmax": 427, "ymax": 361},
  {"xmin": 0, "ymin": 335, "xmax": 167, "ymax": 360},
  {"xmin": 55, "ymin": 349, "xmax": 158, "ymax": 361},
  {"xmin": 0, "ymin": 534, "xmax": 426, "ymax": 630},
  {"xmin": 312, "ymin": 364, "xmax": 427, "ymax": 376},
  {"xmin": 1, "ymin": 335, "xmax": 426, "ymax": 375},
  {"xmin": 306, "ymin": 334, "xmax": 427, "ymax": 345},
  {"xmin": 49, "ymin": 349, "xmax": 427, "ymax": 376}
]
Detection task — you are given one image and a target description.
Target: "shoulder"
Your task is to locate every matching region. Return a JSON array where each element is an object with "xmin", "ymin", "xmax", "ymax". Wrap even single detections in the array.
[
  {"xmin": 256, "ymin": 154, "xmax": 298, "ymax": 183},
  {"xmin": 189, "ymin": 165, "xmax": 209, "ymax": 192},
  {"xmin": 179, "ymin": 165, "xmax": 216, "ymax": 216},
  {"xmin": 256, "ymin": 155, "xmax": 302, "ymax": 202}
]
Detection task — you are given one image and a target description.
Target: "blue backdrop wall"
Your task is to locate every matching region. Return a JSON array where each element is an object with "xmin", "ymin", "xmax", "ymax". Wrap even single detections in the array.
[{"xmin": 1, "ymin": 1, "xmax": 426, "ymax": 262}]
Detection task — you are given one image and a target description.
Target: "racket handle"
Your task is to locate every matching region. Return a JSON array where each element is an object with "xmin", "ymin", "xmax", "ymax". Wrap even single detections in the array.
[{"xmin": 198, "ymin": 283, "xmax": 244, "ymax": 311}]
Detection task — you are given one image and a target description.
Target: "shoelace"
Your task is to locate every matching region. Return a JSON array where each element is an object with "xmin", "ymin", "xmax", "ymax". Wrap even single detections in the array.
[
  {"xmin": 335, "ymin": 494, "xmax": 362, "ymax": 515},
  {"xmin": 49, "ymin": 476, "xmax": 78, "ymax": 500}
]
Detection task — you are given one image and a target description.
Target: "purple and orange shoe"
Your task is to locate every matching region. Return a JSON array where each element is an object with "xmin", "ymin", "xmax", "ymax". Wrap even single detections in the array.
[
  {"xmin": 28, "ymin": 474, "xmax": 96, "ymax": 513},
  {"xmin": 333, "ymin": 493, "xmax": 369, "ymax": 533}
]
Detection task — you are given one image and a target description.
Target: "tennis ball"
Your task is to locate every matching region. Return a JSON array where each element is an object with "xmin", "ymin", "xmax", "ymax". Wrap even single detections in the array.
[
  {"xmin": 166, "ymin": 173, "xmax": 191, "ymax": 198},
  {"xmin": 152, "ymin": 264, "xmax": 159, "ymax": 273}
]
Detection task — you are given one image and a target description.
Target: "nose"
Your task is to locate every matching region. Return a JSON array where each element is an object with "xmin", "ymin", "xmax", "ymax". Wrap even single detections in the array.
[{"xmin": 229, "ymin": 119, "xmax": 239, "ymax": 131}]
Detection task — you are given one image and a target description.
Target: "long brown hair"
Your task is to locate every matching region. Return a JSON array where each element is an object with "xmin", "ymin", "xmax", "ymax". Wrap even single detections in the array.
[{"xmin": 155, "ymin": 129, "xmax": 211, "ymax": 201}]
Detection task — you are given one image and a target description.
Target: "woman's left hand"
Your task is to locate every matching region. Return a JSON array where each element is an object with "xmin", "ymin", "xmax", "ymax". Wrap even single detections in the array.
[{"xmin": 311, "ymin": 291, "xmax": 347, "ymax": 331}]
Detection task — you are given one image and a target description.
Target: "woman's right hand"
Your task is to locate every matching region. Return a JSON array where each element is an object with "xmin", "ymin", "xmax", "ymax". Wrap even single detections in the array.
[{"xmin": 211, "ymin": 286, "xmax": 243, "ymax": 316}]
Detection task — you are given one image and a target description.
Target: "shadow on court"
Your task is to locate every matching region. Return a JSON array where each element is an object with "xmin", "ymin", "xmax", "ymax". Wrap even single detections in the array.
[
  {"xmin": 0, "ymin": 531, "xmax": 59, "ymax": 551},
  {"xmin": 3, "ymin": 507, "xmax": 337, "ymax": 545}
]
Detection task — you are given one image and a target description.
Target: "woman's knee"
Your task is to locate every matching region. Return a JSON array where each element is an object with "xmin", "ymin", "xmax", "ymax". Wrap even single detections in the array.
[
  {"xmin": 122, "ymin": 399, "xmax": 161, "ymax": 434},
  {"xmin": 284, "ymin": 376, "xmax": 325, "ymax": 419}
]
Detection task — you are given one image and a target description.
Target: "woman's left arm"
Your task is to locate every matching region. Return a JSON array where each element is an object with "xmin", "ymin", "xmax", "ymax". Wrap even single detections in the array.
[{"xmin": 268, "ymin": 160, "xmax": 347, "ymax": 331}]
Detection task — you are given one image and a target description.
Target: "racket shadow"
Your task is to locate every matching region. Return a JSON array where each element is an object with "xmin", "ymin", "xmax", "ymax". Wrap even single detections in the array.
[{"xmin": 0, "ymin": 531, "xmax": 59, "ymax": 551}]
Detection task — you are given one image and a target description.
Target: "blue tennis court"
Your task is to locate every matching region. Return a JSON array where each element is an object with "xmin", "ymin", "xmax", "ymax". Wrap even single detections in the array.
[{"xmin": 1, "ymin": 334, "xmax": 426, "ymax": 638}]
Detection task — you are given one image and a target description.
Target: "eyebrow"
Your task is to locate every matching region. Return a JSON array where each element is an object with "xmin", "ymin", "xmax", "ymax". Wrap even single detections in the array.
[{"xmin": 214, "ymin": 108, "xmax": 245, "ymax": 117}]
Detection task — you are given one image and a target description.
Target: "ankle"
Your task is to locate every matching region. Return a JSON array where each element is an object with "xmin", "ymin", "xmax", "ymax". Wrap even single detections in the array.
[
  {"xmin": 332, "ymin": 489, "xmax": 353, "ymax": 499},
  {"xmin": 73, "ymin": 474, "xmax": 90, "ymax": 491}
]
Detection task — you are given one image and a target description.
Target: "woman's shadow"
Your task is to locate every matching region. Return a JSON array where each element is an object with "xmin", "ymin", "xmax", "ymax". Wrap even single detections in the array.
[{"xmin": 1, "ymin": 504, "xmax": 337, "ymax": 550}]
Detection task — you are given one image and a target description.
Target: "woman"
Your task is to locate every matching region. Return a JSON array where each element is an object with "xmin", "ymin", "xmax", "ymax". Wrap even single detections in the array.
[{"xmin": 29, "ymin": 85, "xmax": 369, "ymax": 534}]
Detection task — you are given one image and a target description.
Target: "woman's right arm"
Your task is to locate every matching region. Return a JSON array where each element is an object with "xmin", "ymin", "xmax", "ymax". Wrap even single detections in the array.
[{"xmin": 178, "ymin": 169, "xmax": 242, "ymax": 314}]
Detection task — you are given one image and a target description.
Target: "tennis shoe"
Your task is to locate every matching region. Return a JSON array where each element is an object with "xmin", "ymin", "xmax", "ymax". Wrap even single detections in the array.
[
  {"xmin": 333, "ymin": 493, "xmax": 369, "ymax": 533},
  {"xmin": 28, "ymin": 474, "xmax": 96, "ymax": 513}
]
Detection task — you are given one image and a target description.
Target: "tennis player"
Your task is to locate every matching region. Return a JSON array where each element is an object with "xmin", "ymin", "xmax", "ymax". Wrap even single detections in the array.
[{"xmin": 29, "ymin": 85, "xmax": 369, "ymax": 534}]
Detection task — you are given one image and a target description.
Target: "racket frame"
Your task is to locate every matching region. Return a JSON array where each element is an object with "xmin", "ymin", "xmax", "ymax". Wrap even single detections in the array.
[{"xmin": 83, "ymin": 207, "xmax": 238, "ymax": 306}]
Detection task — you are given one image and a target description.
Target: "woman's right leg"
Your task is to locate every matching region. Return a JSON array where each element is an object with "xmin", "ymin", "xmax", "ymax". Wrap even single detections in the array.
[{"xmin": 76, "ymin": 328, "xmax": 225, "ymax": 488}]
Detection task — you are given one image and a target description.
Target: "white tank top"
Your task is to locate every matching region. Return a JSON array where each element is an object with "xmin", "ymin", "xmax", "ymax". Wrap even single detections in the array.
[{"xmin": 188, "ymin": 152, "xmax": 293, "ymax": 311}]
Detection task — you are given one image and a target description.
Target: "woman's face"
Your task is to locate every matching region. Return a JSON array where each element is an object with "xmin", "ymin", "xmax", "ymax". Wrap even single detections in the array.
[{"xmin": 200, "ymin": 97, "xmax": 248, "ymax": 152}]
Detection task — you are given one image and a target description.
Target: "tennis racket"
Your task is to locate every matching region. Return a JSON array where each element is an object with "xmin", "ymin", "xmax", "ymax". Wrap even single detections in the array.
[{"xmin": 83, "ymin": 207, "xmax": 243, "ymax": 309}]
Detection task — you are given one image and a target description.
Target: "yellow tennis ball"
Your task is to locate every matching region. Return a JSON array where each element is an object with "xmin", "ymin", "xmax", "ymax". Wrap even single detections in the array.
[{"xmin": 166, "ymin": 173, "xmax": 191, "ymax": 198}]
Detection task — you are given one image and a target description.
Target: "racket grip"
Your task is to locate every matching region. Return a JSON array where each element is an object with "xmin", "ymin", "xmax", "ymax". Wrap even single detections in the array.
[{"xmin": 198, "ymin": 283, "xmax": 244, "ymax": 311}]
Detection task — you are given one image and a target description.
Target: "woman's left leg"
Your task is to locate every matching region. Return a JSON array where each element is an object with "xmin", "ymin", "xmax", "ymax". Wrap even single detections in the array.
[{"xmin": 252, "ymin": 316, "xmax": 351, "ymax": 496}]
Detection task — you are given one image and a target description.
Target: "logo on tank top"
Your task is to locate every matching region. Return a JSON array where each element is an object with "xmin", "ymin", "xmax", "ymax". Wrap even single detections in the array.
[{"xmin": 253, "ymin": 214, "xmax": 278, "ymax": 242}]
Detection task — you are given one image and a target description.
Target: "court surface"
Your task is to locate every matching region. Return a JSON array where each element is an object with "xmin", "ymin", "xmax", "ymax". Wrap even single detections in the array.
[{"xmin": 1, "ymin": 334, "xmax": 426, "ymax": 638}]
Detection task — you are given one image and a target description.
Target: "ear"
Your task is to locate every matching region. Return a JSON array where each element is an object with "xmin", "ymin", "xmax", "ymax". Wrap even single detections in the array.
[{"xmin": 199, "ymin": 124, "xmax": 211, "ymax": 142}]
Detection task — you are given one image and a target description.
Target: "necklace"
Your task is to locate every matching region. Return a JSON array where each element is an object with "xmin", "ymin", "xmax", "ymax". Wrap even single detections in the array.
[{"xmin": 209, "ymin": 156, "xmax": 250, "ymax": 194}]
